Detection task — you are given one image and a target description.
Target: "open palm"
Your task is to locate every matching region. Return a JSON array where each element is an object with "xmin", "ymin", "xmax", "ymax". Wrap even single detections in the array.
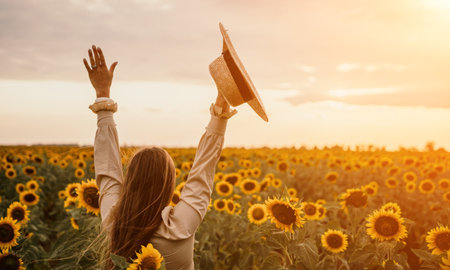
[{"xmin": 83, "ymin": 45, "xmax": 118, "ymax": 98}]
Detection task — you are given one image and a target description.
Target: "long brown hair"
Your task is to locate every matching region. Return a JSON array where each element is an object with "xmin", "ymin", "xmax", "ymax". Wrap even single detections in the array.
[{"xmin": 102, "ymin": 146, "xmax": 176, "ymax": 269}]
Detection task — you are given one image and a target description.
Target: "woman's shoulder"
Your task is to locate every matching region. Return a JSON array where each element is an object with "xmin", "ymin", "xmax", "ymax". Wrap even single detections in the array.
[{"xmin": 153, "ymin": 201, "xmax": 202, "ymax": 240}]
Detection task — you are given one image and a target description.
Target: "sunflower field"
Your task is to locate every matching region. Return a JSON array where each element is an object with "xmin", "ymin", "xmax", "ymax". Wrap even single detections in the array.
[{"xmin": 0, "ymin": 145, "xmax": 449, "ymax": 269}]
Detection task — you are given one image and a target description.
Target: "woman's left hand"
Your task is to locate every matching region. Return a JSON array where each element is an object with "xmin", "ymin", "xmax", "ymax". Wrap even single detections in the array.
[{"xmin": 83, "ymin": 45, "xmax": 118, "ymax": 98}]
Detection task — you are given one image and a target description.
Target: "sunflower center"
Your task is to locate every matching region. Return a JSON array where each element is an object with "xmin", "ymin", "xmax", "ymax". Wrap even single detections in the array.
[
  {"xmin": 326, "ymin": 234, "xmax": 343, "ymax": 249},
  {"xmin": 252, "ymin": 208, "xmax": 265, "ymax": 220},
  {"xmin": 11, "ymin": 208, "xmax": 25, "ymax": 222},
  {"xmin": 172, "ymin": 194, "xmax": 180, "ymax": 204},
  {"xmin": 279, "ymin": 163, "xmax": 287, "ymax": 171},
  {"xmin": 219, "ymin": 184, "xmax": 230, "ymax": 193},
  {"xmin": 226, "ymin": 176, "xmax": 238, "ymax": 185},
  {"xmin": 260, "ymin": 182, "xmax": 268, "ymax": 191},
  {"xmin": 441, "ymin": 182, "xmax": 449, "ymax": 189},
  {"xmin": 345, "ymin": 191, "xmax": 367, "ymax": 208},
  {"xmin": 24, "ymin": 193, "xmax": 36, "ymax": 203},
  {"xmin": 0, "ymin": 224, "xmax": 14, "ymax": 243},
  {"xmin": 83, "ymin": 187, "xmax": 99, "ymax": 208},
  {"xmin": 217, "ymin": 201, "xmax": 225, "ymax": 209},
  {"xmin": 304, "ymin": 205, "xmax": 317, "ymax": 216},
  {"xmin": 30, "ymin": 184, "xmax": 36, "ymax": 189},
  {"xmin": 69, "ymin": 187, "xmax": 78, "ymax": 198},
  {"xmin": 272, "ymin": 204, "xmax": 296, "ymax": 225},
  {"xmin": 227, "ymin": 202, "xmax": 234, "ymax": 212},
  {"xmin": 139, "ymin": 256, "xmax": 157, "ymax": 270},
  {"xmin": 435, "ymin": 232, "xmax": 450, "ymax": 252},
  {"xmin": 25, "ymin": 168, "xmax": 34, "ymax": 174},
  {"xmin": 366, "ymin": 188, "xmax": 374, "ymax": 194},
  {"xmin": 7, "ymin": 171, "xmax": 14, "ymax": 177},
  {"xmin": 406, "ymin": 175, "xmax": 414, "ymax": 181},
  {"xmin": 327, "ymin": 174, "xmax": 337, "ymax": 181},
  {"xmin": 374, "ymin": 216, "xmax": 399, "ymax": 237},
  {"xmin": 244, "ymin": 182, "xmax": 255, "ymax": 191},
  {"xmin": 0, "ymin": 254, "xmax": 21, "ymax": 270},
  {"xmin": 422, "ymin": 183, "xmax": 432, "ymax": 191}
]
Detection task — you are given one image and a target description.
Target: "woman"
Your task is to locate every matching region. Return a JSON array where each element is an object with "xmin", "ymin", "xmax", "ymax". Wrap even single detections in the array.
[{"xmin": 83, "ymin": 44, "xmax": 237, "ymax": 269}]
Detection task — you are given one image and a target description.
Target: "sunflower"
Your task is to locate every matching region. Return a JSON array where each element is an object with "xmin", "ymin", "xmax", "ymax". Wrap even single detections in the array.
[
  {"xmin": 65, "ymin": 183, "xmax": 80, "ymax": 199},
  {"xmin": 0, "ymin": 250, "xmax": 25, "ymax": 270},
  {"xmin": 127, "ymin": 243, "xmax": 163, "ymax": 270},
  {"xmin": 321, "ymin": 229, "xmax": 348, "ymax": 253},
  {"xmin": 439, "ymin": 178, "xmax": 450, "ymax": 190},
  {"xmin": 247, "ymin": 204, "xmax": 268, "ymax": 225},
  {"xmin": 252, "ymin": 167, "xmax": 261, "ymax": 178},
  {"xmin": 225, "ymin": 200, "xmax": 237, "ymax": 214},
  {"xmin": 271, "ymin": 178, "xmax": 282, "ymax": 188},
  {"xmin": 74, "ymin": 168, "xmax": 85, "ymax": 179},
  {"xmin": 265, "ymin": 173, "xmax": 275, "ymax": 180},
  {"xmin": 259, "ymin": 178, "xmax": 271, "ymax": 192},
  {"xmin": 289, "ymin": 169, "xmax": 296, "ymax": 177},
  {"xmin": 317, "ymin": 204, "xmax": 327, "ymax": 219},
  {"xmin": 215, "ymin": 181, "xmax": 233, "ymax": 197},
  {"xmin": 385, "ymin": 177, "xmax": 398, "ymax": 189},
  {"xmin": 440, "ymin": 250, "xmax": 450, "ymax": 270},
  {"xmin": 181, "ymin": 161, "xmax": 191, "ymax": 171},
  {"xmin": 265, "ymin": 197, "xmax": 304, "ymax": 233},
  {"xmin": 169, "ymin": 190, "xmax": 181, "ymax": 207},
  {"xmin": 214, "ymin": 172, "xmax": 224, "ymax": 182},
  {"xmin": 405, "ymin": 182, "xmax": 416, "ymax": 193},
  {"xmin": 5, "ymin": 169, "xmax": 17, "ymax": 180},
  {"xmin": 64, "ymin": 197, "xmax": 78, "ymax": 209},
  {"xmin": 22, "ymin": 165, "xmax": 36, "ymax": 176},
  {"xmin": 32, "ymin": 155, "xmax": 43, "ymax": 164},
  {"xmin": 240, "ymin": 179, "xmax": 260, "ymax": 195},
  {"xmin": 213, "ymin": 199, "xmax": 226, "ymax": 212},
  {"xmin": 419, "ymin": 179, "xmax": 436, "ymax": 194},
  {"xmin": 87, "ymin": 163, "xmax": 94, "ymax": 173},
  {"xmin": 237, "ymin": 169, "xmax": 249, "ymax": 178},
  {"xmin": 175, "ymin": 168, "xmax": 181, "ymax": 178},
  {"xmin": 444, "ymin": 191, "xmax": 450, "ymax": 203},
  {"xmin": 426, "ymin": 225, "xmax": 450, "ymax": 255},
  {"xmin": 403, "ymin": 171, "xmax": 417, "ymax": 183},
  {"xmin": 223, "ymin": 173, "xmax": 241, "ymax": 186},
  {"xmin": 58, "ymin": 159, "xmax": 68, "ymax": 169},
  {"xmin": 15, "ymin": 184, "xmax": 25, "ymax": 194},
  {"xmin": 380, "ymin": 202, "xmax": 402, "ymax": 215},
  {"xmin": 0, "ymin": 217, "xmax": 20, "ymax": 250},
  {"xmin": 339, "ymin": 188, "xmax": 368, "ymax": 210},
  {"xmin": 316, "ymin": 199, "xmax": 326, "ymax": 205},
  {"xmin": 7, "ymin": 202, "xmax": 30, "ymax": 226},
  {"xmin": 58, "ymin": 190, "xmax": 67, "ymax": 200},
  {"xmin": 76, "ymin": 179, "xmax": 100, "ymax": 216},
  {"xmin": 70, "ymin": 217, "xmax": 80, "ymax": 230},
  {"xmin": 74, "ymin": 159, "xmax": 86, "ymax": 169},
  {"xmin": 302, "ymin": 202, "xmax": 320, "ymax": 220},
  {"xmin": 26, "ymin": 180, "xmax": 39, "ymax": 191},
  {"xmin": 324, "ymin": 171, "xmax": 338, "ymax": 183},
  {"xmin": 366, "ymin": 209, "xmax": 407, "ymax": 242},
  {"xmin": 276, "ymin": 161, "xmax": 289, "ymax": 172},
  {"xmin": 287, "ymin": 188, "xmax": 297, "ymax": 198},
  {"xmin": 175, "ymin": 182, "xmax": 185, "ymax": 193},
  {"xmin": 387, "ymin": 166, "xmax": 400, "ymax": 176},
  {"xmin": 19, "ymin": 191, "xmax": 39, "ymax": 206},
  {"xmin": 217, "ymin": 161, "xmax": 227, "ymax": 171},
  {"xmin": 362, "ymin": 184, "xmax": 378, "ymax": 197}
]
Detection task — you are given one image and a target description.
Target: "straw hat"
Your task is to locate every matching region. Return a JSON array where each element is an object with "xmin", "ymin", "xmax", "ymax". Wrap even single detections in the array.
[{"xmin": 209, "ymin": 22, "xmax": 268, "ymax": 122}]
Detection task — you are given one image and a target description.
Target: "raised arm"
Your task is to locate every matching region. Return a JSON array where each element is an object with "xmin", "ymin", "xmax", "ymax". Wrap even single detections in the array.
[
  {"xmin": 154, "ymin": 93, "xmax": 237, "ymax": 239},
  {"xmin": 83, "ymin": 45, "xmax": 122, "ymax": 226}
]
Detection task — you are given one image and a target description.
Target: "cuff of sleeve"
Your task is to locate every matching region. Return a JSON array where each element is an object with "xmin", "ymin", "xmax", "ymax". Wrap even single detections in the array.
[
  {"xmin": 97, "ymin": 110, "xmax": 115, "ymax": 126},
  {"xmin": 206, "ymin": 114, "xmax": 228, "ymax": 136},
  {"xmin": 95, "ymin": 97, "xmax": 113, "ymax": 103}
]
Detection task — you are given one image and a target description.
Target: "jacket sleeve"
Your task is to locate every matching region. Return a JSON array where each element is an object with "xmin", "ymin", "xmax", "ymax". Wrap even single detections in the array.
[
  {"xmin": 154, "ymin": 105, "xmax": 234, "ymax": 240},
  {"xmin": 93, "ymin": 106, "xmax": 124, "ymax": 227}
]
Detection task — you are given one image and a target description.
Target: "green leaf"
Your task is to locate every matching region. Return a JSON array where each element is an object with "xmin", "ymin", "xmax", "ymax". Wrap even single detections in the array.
[
  {"xmin": 297, "ymin": 241, "xmax": 319, "ymax": 270},
  {"xmin": 110, "ymin": 253, "xmax": 130, "ymax": 270},
  {"xmin": 410, "ymin": 249, "xmax": 436, "ymax": 263}
]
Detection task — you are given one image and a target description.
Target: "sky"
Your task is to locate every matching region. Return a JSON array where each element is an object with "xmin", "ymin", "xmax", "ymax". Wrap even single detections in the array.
[{"xmin": 1, "ymin": 0, "xmax": 450, "ymax": 149}]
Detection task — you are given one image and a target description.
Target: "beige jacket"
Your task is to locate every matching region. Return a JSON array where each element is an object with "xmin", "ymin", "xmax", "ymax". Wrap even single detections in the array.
[{"xmin": 92, "ymin": 99, "xmax": 236, "ymax": 269}]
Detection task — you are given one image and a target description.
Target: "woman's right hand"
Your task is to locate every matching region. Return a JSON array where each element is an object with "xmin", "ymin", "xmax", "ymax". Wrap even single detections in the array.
[
  {"xmin": 214, "ymin": 91, "xmax": 231, "ymax": 113},
  {"xmin": 83, "ymin": 44, "xmax": 118, "ymax": 98}
]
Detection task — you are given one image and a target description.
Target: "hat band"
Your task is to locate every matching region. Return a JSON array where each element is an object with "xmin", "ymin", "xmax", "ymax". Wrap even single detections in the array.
[{"xmin": 222, "ymin": 50, "xmax": 254, "ymax": 102}]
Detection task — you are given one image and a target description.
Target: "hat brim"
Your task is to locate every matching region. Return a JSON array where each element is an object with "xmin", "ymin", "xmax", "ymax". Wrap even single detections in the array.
[{"xmin": 219, "ymin": 23, "xmax": 268, "ymax": 122}]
